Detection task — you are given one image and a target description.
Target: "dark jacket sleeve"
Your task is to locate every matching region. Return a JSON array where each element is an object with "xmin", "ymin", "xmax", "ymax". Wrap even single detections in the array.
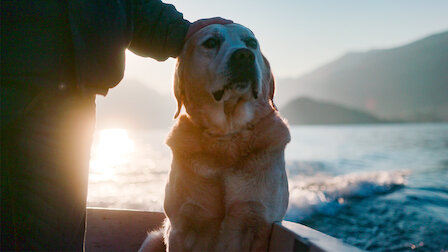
[{"xmin": 129, "ymin": 0, "xmax": 190, "ymax": 61}]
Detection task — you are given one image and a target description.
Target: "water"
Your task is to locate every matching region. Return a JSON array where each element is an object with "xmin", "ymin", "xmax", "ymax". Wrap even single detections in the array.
[{"xmin": 87, "ymin": 123, "xmax": 448, "ymax": 251}]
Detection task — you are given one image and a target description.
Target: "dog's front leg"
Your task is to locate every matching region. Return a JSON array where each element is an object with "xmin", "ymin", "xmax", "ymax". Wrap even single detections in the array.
[
  {"xmin": 216, "ymin": 201, "xmax": 270, "ymax": 252},
  {"xmin": 168, "ymin": 202, "xmax": 222, "ymax": 252}
]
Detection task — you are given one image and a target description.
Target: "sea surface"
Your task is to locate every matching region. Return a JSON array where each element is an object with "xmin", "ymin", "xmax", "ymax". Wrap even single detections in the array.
[{"xmin": 87, "ymin": 123, "xmax": 448, "ymax": 251}]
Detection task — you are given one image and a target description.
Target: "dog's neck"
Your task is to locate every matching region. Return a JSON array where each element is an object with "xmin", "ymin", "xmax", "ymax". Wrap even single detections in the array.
[
  {"xmin": 195, "ymin": 98, "xmax": 272, "ymax": 136},
  {"xmin": 218, "ymin": 97, "xmax": 253, "ymax": 135}
]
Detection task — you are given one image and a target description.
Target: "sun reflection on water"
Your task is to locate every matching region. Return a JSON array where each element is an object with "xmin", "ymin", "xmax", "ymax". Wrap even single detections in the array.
[
  {"xmin": 88, "ymin": 128, "xmax": 171, "ymax": 210},
  {"xmin": 89, "ymin": 128, "xmax": 135, "ymax": 181}
]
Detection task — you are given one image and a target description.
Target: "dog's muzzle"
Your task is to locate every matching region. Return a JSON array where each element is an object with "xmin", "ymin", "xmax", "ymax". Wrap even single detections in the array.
[
  {"xmin": 212, "ymin": 49, "xmax": 259, "ymax": 102},
  {"xmin": 230, "ymin": 48, "xmax": 255, "ymax": 68},
  {"xmin": 228, "ymin": 48, "xmax": 256, "ymax": 84}
]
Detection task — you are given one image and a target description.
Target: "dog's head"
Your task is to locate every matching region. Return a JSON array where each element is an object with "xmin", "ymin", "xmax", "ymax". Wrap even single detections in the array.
[{"xmin": 174, "ymin": 24, "xmax": 276, "ymax": 134}]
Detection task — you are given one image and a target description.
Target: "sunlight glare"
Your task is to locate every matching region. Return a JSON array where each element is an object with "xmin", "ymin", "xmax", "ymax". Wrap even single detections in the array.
[{"xmin": 90, "ymin": 128, "xmax": 135, "ymax": 181}]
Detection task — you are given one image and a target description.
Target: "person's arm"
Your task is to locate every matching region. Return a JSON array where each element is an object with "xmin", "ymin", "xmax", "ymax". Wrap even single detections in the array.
[
  {"xmin": 129, "ymin": 0, "xmax": 231, "ymax": 61},
  {"xmin": 129, "ymin": 0, "xmax": 189, "ymax": 61}
]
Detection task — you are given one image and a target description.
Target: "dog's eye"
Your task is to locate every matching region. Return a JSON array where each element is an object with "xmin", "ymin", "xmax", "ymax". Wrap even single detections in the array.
[
  {"xmin": 202, "ymin": 38, "xmax": 219, "ymax": 49},
  {"xmin": 245, "ymin": 38, "xmax": 258, "ymax": 49}
]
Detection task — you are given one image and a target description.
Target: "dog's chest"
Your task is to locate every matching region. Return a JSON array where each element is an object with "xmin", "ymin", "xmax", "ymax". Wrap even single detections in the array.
[
  {"xmin": 204, "ymin": 132, "xmax": 253, "ymax": 160},
  {"xmin": 175, "ymin": 131, "xmax": 253, "ymax": 173},
  {"xmin": 167, "ymin": 114, "xmax": 290, "ymax": 176}
]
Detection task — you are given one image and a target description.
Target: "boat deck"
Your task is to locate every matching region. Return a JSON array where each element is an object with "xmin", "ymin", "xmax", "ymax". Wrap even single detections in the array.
[{"xmin": 85, "ymin": 207, "xmax": 363, "ymax": 251}]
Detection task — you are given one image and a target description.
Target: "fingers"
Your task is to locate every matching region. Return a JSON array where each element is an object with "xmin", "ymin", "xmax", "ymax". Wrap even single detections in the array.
[
  {"xmin": 185, "ymin": 17, "xmax": 233, "ymax": 41},
  {"xmin": 197, "ymin": 17, "xmax": 233, "ymax": 26}
]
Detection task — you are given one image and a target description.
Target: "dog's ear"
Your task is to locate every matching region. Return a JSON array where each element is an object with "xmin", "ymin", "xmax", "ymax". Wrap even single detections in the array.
[
  {"xmin": 174, "ymin": 60, "xmax": 184, "ymax": 119},
  {"xmin": 268, "ymin": 71, "xmax": 277, "ymax": 111},
  {"xmin": 263, "ymin": 55, "xmax": 277, "ymax": 111}
]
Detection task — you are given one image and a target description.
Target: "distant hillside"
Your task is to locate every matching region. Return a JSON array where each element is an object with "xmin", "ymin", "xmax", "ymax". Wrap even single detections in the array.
[
  {"xmin": 276, "ymin": 31, "xmax": 448, "ymax": 122},
  {"xmin": 280, "ymin": 97, "xmax": 386, "ymax": 125},
  {"xmin": 96, "ymin": 80, "xmax": 176, "ymax": 129}
]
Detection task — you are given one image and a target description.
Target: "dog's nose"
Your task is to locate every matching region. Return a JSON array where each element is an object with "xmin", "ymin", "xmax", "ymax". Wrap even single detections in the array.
[{"xmin": 230, "ymin": 48, "xmax": 255, "ymax": 67}]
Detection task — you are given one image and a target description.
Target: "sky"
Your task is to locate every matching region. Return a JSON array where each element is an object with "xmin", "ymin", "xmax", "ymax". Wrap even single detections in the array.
[{"xmin": 120, "ymin": 0, "xmax": 448, "ymax": 95}]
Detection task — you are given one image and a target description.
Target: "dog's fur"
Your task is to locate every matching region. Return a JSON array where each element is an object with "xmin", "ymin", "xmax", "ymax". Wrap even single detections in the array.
[{"xmin": 140, "ymin": 24, "xmax": 290, "ymax": 252}]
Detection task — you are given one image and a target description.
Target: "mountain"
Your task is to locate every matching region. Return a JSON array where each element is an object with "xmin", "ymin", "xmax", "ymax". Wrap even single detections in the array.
[
  {"xmin": 280, "ymin": 97, "xmax": 386, "ymax": 125},
  {"xmin": 276, "ymin": 31, "xmax": 448, "ymax": 121},
  {"xmin": 96, "ymin": 80, "xmax": 176, "ymax": 129}
]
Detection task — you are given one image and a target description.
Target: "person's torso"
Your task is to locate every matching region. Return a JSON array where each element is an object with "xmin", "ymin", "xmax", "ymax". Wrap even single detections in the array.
[
  {"xmin": 1, "ymin": 0, "xmax": 133, "ymax": 94},
  {"xmin": 1, "ymin": 0, "xmax": 76, "ymax": 85}
]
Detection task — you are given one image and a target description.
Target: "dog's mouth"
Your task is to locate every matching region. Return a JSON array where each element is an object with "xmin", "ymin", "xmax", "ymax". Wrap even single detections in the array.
[
  {"xmin": 212, "ymin": 89, "xmax": 225, "ymax": 101},
  {"xmin": 212, "ymin": 80, "xmax": 259, "ymax": 102}
]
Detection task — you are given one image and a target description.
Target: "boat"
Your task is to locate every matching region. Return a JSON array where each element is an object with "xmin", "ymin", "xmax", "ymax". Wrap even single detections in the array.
[{"xmin": 85, "ymin": 207, "xmax": 363, "ymax": 251}]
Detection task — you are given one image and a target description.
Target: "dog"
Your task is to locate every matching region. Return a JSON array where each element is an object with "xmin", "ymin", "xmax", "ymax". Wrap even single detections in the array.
[{"xmin": 140, "ymin": 23, "xmax": 290, "ymax": 252}]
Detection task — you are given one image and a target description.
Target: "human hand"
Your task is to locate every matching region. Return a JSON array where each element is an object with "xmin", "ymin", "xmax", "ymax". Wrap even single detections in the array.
[{"xmin": 185, "ymin": 17, "xmax": 233, "ymax": 41}]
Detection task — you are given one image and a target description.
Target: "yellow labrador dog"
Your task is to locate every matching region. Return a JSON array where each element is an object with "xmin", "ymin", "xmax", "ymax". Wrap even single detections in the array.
[{"xmin": 140, "ymin": 23, "xmax": 290, "ymax": 252}]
